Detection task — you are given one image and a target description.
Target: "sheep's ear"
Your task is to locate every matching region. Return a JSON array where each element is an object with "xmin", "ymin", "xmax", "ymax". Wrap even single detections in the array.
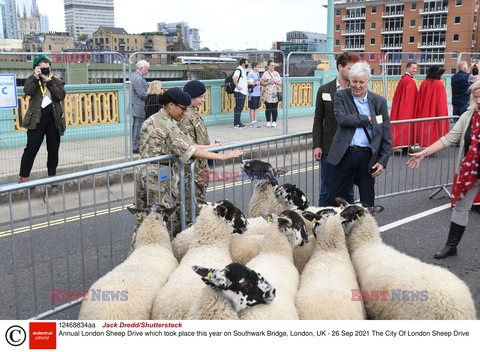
[
  {"xmin": 368, "ymin": 205, "xmax": 384, "ymax": 216},
  {"xmin": 191, "ymin": 265, "xmax": 213, "ymax": 278},
  {"xmin": 192, "ymin": 265, "xmax": 229, "ymax": 289},
  {"xmin": 302, "ymin": 211, "xmax": 320, "ymax": 222},
  {"xmin": 317, "ymin": 208, "xmax": 337, "ymax": 217},
  {"xmin": 340, "ymin": 205, "xmax": 365, "ymax": 221},
  {"xmin": 214, "ymin": 203, "xmax": 228, "ymax": 218},
  {"xmin": 335, "ymin": 197, "xmax": 349, "ymax": 208},
  {"xmin": 275, "ymin": 167, "xmax": 288, "ymax": 176},
  {"xmin": 127, "ymin": 205, "xmax": 142, "ymax": 214},
  {"xmin": 158, "ymin": 206, "xmax": 175, "ymax": 217},
  {"xmin": 277, "ymin": 215, "xmax": 293, "ymax": 230}
]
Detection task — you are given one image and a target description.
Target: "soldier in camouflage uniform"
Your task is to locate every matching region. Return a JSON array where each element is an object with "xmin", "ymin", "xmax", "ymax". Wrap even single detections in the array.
[
  {"xmin": 180, "ymin": 80, "xmax": 221, "ymax": 225},
  {"xmin": 136, "ymin": 87, "xmax": 243, "ymax": 237}
]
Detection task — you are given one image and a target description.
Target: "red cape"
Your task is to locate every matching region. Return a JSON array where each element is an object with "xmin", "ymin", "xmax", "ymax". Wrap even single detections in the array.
[
  {"xmin": 414, "ymin": 79, "xmax": 449, "ymax": 147},
  {"xmin": 390, "ymin": 74, "xmax": 418, "ymax": 147}
]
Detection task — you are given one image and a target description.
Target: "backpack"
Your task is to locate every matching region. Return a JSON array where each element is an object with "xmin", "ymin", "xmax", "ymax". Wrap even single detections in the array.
[{"xmin": 225, "ymin": 68, "xmax": 242, "ymax": 94}]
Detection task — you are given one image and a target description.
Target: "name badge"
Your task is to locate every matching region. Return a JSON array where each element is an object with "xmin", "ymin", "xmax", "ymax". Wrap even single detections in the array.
[
  {"xmin": 375, "ymin": 115, "xmax": 383, "ymax": 124},
  {"xmin": 41, "ymin": 95, "xmax": 52, "ymax": 108},
  {"xmin": 322, "ymin": 93, "xmax": 332, "ymax": 101}
]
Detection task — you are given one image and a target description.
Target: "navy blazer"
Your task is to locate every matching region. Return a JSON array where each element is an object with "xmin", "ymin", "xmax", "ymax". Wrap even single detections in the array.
[
  {"xmin": 327, "ymin": 88, "xmax": 392, "ymax": 172},
  {"xmin": 312, "ymin": 79, "xmax": 338, "ymax": 154}
]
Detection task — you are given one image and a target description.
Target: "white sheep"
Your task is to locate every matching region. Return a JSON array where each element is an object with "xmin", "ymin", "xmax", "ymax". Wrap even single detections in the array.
[
  {"xmin": 340, "ymin": 204, "xmax": 477, "ymax": 320},
  {"xmin": 151, "ymin": 200, "xmax": 248, "ymax": 320},
  {"xmin": 186, "ymin": 263, "xmax": 276, "ymax": 320},
  {"xmin": 239, "ymin": 210, "xmax": 309, "ymax": 320},
  {"xmin": 78, "ymin": 204, "xmax": 177, "ymax": 320},
  {"xmin": 296, "ymin": 209, "xmax": 366, "ymax": 319}
]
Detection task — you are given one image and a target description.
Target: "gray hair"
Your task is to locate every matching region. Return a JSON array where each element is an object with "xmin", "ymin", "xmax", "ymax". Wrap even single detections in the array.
[
  {"xmin": 349, "ymin": 62, "xmax": 371, "ymax": 81},
  {"xmin": 136, "ymin": 60, "xmax": 150, "ymax": 69}
]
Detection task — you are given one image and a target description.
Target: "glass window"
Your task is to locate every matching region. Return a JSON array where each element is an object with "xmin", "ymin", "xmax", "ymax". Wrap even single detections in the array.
[
  {"xmin": 335, "ymin": 39, "xmax": 340, "ymax": 46},
  {"xmin": 456, "ymin": 0, "xmax": 462, "ymax": 5},
  {"xmin": 410, "ymin": 19, "xmax": 415, "ymax": 27},
  {"xmin": 336, "ymin": 9, "xmax": 340, "ymax": 16},
  {"xmin": 411, "ymin": 3, "xmax": 417, "ymax": 10},
  {"xmin": 454, "ymin": 16, "xmax": 461, "ymax": 24},
  {"xmin": 336, "ymin": 24, "xmax": 340, "ymax": 31},
  {"xmin": 409, "ymin": 36, "xmax": 415, "ymax": 43},
  {"xmin": 453, "ymin": 34, "xmax": 459, "ymax": 41},
  {"xmin": 371, "ymin": 6, "xmax": 376, "ymax": 14},
  {"xmin": 370, "ymin": 38, "xmax": 375, "ymax": 45},
  {"xmin": 371, "ymin": 22, "xmax": 376, "ymax": 29}
]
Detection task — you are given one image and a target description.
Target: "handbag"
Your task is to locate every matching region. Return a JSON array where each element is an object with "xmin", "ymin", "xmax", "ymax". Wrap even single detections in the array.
[{"xmin": 268, "ymin": 70, "xmax": 283, "ymax": 102}]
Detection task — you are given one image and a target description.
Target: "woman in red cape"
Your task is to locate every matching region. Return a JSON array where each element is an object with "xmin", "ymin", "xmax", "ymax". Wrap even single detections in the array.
[{"xmin": 414, "ymin": 65, "xmax": 450, "ymax": 147}]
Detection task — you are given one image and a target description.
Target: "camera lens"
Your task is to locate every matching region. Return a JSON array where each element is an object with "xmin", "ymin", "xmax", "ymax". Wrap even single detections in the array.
[{"xmin": 41, "ymin": 68, "xmax": 50, "ymax": 75}]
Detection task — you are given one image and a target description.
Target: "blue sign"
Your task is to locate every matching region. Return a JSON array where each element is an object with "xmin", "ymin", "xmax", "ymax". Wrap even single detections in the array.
[{"xmin": 0, "ymin": 74, "xmax": 18, "ymax": 109}]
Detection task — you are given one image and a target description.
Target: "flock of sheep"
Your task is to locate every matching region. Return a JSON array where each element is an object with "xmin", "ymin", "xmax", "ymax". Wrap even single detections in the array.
[{"xmin": 78, "ymin": 160, "xmax": 477, "ymax": 320}]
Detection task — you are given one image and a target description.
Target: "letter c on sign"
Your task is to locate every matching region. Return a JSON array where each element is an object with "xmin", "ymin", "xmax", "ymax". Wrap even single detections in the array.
[
  {"xmin": 1, "ymin": 87, "xmax": 7, "ymax": 95},
  {"xmin": 5, "ymin": 325, "xmax": 26, "ymax": 347}
]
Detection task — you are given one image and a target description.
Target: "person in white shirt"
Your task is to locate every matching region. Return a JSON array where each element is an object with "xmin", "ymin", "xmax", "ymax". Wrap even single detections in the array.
[{"xmin": 232, "ymin": 58, "xmax": 248, "ymax": 129}]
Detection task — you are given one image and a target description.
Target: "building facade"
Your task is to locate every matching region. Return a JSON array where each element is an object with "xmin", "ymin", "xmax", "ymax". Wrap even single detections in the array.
[
  {"xmin": 23, "ymin": 32, "xmax": 74, "ymax": 53},
  {"xmin": 0, "ymin": 0, "xmax": 19, "ymax": 39},
  {"xmin": 17, "ymin": 0, "xmax": 40, "ymax": 39},
  {"xmin": 64, "ymin": 0, "xmax": 114, "ymax": 39},
  {"xmin": 334, "ymin": 0, "xmax": 480, "ymax": 74},
  {"xmin": 157, "ymin": 21, "xmax": 201, "ymax": 50}
]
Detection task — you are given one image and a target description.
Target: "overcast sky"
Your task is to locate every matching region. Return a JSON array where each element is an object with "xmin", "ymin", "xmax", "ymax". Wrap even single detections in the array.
[{"xmin": 36, "ymin": 0, "xmax": 329, "ymax": 50}]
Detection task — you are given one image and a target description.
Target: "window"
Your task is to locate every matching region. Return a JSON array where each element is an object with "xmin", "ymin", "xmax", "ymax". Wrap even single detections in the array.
[
  {"xmin": 454, "ymin": 16, "xmax": 461, "ymax": 24},
  {"xmin": 371, "ymin": 22, "xmax": 376, "ymax": 29},
  {"xmin": 410, "ymin": 19, "xmax": 415, "ymax": 27},
  {"xmin": 371, "ymin": 6, "xmax": 376, "ymax": 14},
  {"xmin": 409, "ymin": 36, "xmax": 415, "ymax": 44},
  {"xmin": 411, "ymin": 3, "xmax": 416, "ymax": 10},
  {"xmin": 336, "ymin": 9, "xmax": 340, "ymax": 16},
  {"xmin": 453, "ymin": 34, "xmax": 459, "ymax": 41},
  {"xmin": 456, "ymin": 0, "xmax": 462, "ymax": 5},
  {"xmin": 370, "ymin": 38, "xmax": 375, "ymax": 45},
  {"xmin": 336, "ymin": 24, "xmax": 340, "ymax": 31},
  {"xmin": 335, "ymin": 39, "xmax": 340, "ymax": 46}
]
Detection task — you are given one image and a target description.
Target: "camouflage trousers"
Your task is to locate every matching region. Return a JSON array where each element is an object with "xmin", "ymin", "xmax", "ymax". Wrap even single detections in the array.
[{"xmin": 135, "ymin": 163, "xmax": 207, "ymax": 237}]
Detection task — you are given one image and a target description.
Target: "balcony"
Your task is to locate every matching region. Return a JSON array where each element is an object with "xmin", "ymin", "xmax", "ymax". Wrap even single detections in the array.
[
  {"xmin": 341, "ymin": 28, "xmax": 365, "ymax": 36},
  {"xmin": 419, "ymin": 6, "xmax": 448, "ymax": 15},
  {"xmin": 342, "ymin": 13, "xmax": 366, "ymax": 20},
  {"xmin": 418, "ymin": 24, "xmax": 447, "ymax": 32},
  {"xmin": 341, "ymin": 44, "xmax": 365, "ymax": 51},
  {"xmin": 380, "ymin": 43, "xmax": 402, "ymax": 50},
  {"xmin": 417, "ymin": 41, "xmax": 446, "ymax": 49},
  {"xmin": 381, "ymin": 27, "xmax": 403, "ymax": 34},
  {"xmin": 382, "ymin": 10, "xmax": 404, "ymax": 18}
]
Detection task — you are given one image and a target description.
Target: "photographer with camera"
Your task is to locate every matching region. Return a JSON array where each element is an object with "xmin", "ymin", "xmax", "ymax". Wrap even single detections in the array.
[{"xmin": 18, "ymin": 54, "xmax": 66, "ymax": 183}]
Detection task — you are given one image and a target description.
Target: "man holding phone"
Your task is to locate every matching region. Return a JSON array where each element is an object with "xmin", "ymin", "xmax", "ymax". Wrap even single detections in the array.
[{"xmin": 18, "ymin": 54, "xmax": 66, "ymax": 183}]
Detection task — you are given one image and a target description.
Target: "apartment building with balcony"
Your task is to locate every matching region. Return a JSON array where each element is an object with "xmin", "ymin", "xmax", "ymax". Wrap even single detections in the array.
[{"xmin": 334, "ymin": 0, "xmax": 480, "ymax": 75}]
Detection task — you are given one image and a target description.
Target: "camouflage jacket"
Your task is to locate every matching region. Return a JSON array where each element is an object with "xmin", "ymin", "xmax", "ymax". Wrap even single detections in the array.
[{"xmin": 139, "ymin": 109, "xmax": 197, "ymax": 164}]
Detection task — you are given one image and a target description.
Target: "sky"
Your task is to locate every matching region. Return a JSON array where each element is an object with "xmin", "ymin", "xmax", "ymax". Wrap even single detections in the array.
[{"xmin": 36, "ymin": 0, "xmax": 329, "ymax": 50}]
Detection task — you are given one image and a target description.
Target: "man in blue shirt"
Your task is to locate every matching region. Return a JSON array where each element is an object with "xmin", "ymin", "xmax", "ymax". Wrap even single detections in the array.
[{"xmin": 326, "ymin": 62, "xmax": 392, "ymax": 206}]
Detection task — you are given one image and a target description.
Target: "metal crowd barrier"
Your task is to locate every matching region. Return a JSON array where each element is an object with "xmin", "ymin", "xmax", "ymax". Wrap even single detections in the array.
[{"xmin": 0, "ymin": 116, "xmax": 458, "ymax": 319}]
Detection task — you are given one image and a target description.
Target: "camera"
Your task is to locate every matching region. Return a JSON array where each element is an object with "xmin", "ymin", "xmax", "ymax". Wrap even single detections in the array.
[
  {"xmin": 40, "ymin": 67, "xmax": 50, "ymax": 75},
  {"xmin": 214, "ymin": 139, "xmax": 220, "ymax": 143}
]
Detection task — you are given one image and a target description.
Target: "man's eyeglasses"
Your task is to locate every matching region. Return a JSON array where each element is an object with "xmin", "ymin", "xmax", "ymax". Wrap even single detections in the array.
[{"xmin": 174, "ymin": 103, "xmax": 188, "ymax": 112}]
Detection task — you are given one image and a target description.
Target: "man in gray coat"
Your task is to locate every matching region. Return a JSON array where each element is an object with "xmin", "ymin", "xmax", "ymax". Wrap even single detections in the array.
[
  {"xmin": 130, "ymin": 60, "xmax": 149, "ymax": 153},
  {"xmin": 326, "ymin": 62, "xmax": 392, "ymax": 207}
]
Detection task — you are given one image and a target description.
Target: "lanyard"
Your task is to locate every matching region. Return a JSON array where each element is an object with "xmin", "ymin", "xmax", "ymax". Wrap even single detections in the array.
[{"xmin": 38, "ymin": 80, "xmax": 47, "ymax": 96}]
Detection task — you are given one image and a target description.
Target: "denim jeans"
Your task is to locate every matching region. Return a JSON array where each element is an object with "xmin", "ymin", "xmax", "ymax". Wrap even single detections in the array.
[{"xmin": 233, "ymin": 91, "xmax": 246, "ymax": 125}]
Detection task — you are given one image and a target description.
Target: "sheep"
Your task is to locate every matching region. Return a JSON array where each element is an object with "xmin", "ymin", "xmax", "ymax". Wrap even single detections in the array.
[
  {"xmin": 295, "ymin": 209, "xmax": 366, "ymax": 319},
  {"xmin": 186, "ymin": 263, "xmax": 276, "ymax": 320},
  {"xmin": 241, "ymin": 159, "xmax": 287, "ymax": 186},
  {"xmin": 172, "ymin": 201, "xmax": 249, "ymax": 262},
  {"xmin": 78, "ymin": 204, "xmax": 177, "ymax": 320},
  {"xmin": 274, "ymin": 183, "xmax": 310, "ymax": 211},
  {"xmin": 239, "ymin": 210, "xmax": 309, "ymax": 320},
  {"xmin": 340, "ymin": 204, "xmax": 477, "ymax": 320},
  {"xmin": 151, "ymin": 200, "xmax": 248, "ymax": 320}
]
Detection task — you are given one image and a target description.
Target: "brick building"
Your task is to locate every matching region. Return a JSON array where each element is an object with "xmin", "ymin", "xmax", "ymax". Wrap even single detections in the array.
[{"xmin": 334, "ymin": 0, "xmax": 480, "ymax": 75}]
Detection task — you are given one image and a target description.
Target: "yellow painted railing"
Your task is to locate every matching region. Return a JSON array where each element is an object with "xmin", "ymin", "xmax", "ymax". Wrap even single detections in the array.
[
  {"xmin": 221, "ymin": 87, "xmax": 282, "ymax": 113},
  {"xmin": 13, "ymin": 91, "xmax": 119, "ymax": 131},
  {"xmin": 290, "ymin": 83, "xmax": 312, "ymax": 107}
]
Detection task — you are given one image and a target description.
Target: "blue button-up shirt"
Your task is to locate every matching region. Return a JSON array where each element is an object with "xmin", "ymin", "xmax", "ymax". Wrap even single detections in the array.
[{"xmin": 350, "ymin": 91, "xmax": 373, "ymax": 147}]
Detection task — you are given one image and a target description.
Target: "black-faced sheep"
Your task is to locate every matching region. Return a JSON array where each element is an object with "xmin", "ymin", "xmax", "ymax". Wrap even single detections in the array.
[
  {"xmin": 78, "ymin": 204, "xmax": 177, "ymax": 320},
  {"xmin": 151, "ymin": 200, "xmax": 248, "ymax": 320},
  {"xmin": 241, "ymin": 159, "xmax": 286, "ymax": 186},
  {"xmin": 239, "ymin": 210, "xmax": 309, "ymax": 320},
  {"xmin": 340, "ymin": 204, "xmax": 477, "ymax": 320},
  {"xmin": 186, "ymin": 263, "xmax": 276, "ymax": 319},
  {"xmin": 296, "ymin": 209, "xmax": 366, "ymax": 319}
]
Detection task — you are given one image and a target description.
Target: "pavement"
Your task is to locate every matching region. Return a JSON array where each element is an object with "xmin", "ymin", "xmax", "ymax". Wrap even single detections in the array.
[{"xmin": 0, "ymin": 114, "xmax": 314, "ymax": 186}]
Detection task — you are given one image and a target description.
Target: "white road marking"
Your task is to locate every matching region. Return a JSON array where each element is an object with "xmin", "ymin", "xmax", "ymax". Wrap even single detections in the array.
[{"xmin": 379, "ymin": 203, "xmax": 451, "ymax": 232}]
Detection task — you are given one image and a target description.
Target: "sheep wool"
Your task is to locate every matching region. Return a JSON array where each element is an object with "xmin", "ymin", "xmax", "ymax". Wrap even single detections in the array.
[
  {"xmin": 295, "ymin": 213, "xmax": 366, "ymax": 319},
  {"xmin": 151, "ymin": 201, "xmax": 244, "ymax": 320},
  {"xmin": 344, "ymin": 208, "xmax": 477, "ymax": 320},
  {"xmin": 78, "ymin": 207, "xmax": 178, "ymax": 319}
]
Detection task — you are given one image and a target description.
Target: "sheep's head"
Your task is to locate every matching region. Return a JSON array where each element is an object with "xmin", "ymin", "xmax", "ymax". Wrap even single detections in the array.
[
  {"xmin": 339, "ymin": 203, "xmax": 384, "ymax": 235},
  {"xmin": 302, "ymin": 208, "xmax": 339, "ymax": 237},
  {"xmin": 197, "ymin": 199, "xmax": 248, "ymax": 234},
  {"xmin": 241, "ymin": 159, "xmax": 287, "ymax": 186},
  {"xmin": 275, "ymin": 183, "xmax": 310, "ymax": 210},
  {"xmin": 127, "ymin": 203, "xmax": 175, "ymax": 225},
  {"xmin": 192, "ymin": 263, "xmax": 276, "ymax": 311},
  {"xmin": 264, "ymin": 210, "xmax": 309, "ymax": 247}
]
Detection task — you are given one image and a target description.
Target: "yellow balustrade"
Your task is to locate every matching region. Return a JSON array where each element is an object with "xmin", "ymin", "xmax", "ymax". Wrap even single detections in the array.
[
  {"xmin": 290, "ymin": 83, "xmax": 312, "ymax": 107},
  {"xmin": 221, "ymin": 87, "xmax": 284, "ymax": 113},
  {"xmin": 197, "ymin": 87, "xmax": 211, "ymax": 115},
  {"xmin": 13, "ymin": 91, "xmax": 119, "ymax": 131}
]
